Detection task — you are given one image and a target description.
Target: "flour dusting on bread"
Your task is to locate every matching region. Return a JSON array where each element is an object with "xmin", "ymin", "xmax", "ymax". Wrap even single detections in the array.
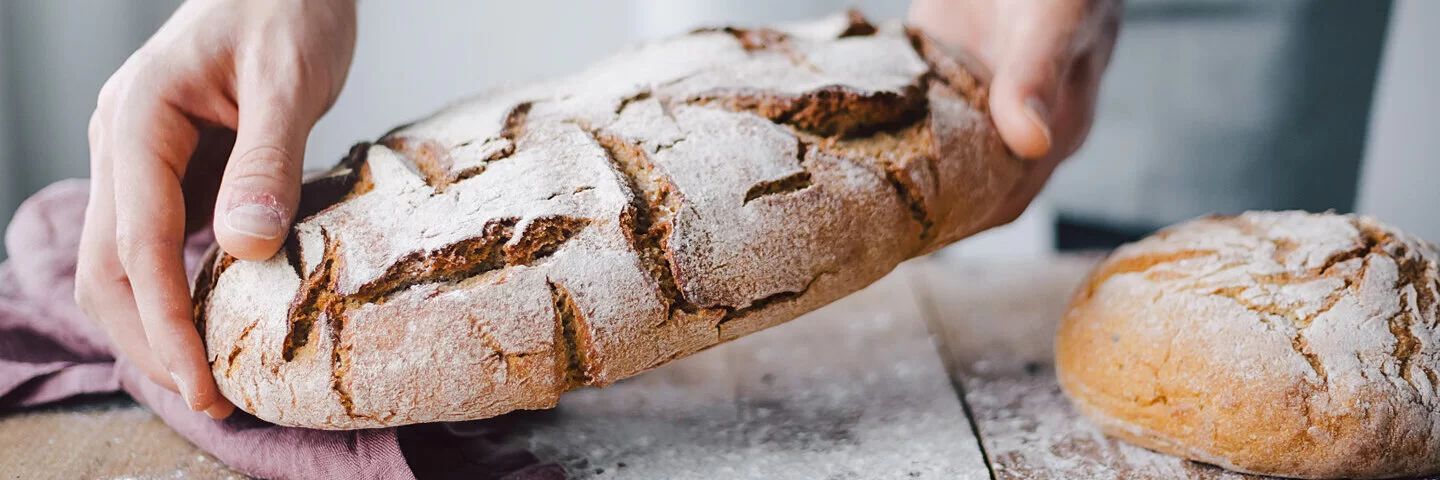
[{"xmin": 195, "ymin": 11, "xmax": 1022, "ymax": 430}]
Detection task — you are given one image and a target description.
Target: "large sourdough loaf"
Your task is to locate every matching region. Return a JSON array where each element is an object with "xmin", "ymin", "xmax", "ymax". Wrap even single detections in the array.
[{"xmin": 192, "ymin": 11, "xmax": 1023, "ymax": 429}]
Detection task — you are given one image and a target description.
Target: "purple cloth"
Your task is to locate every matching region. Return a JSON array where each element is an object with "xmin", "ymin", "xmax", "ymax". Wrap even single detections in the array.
[{"xmin": 0, "ymin": 180, "xmax": 564, "ymax": 480}]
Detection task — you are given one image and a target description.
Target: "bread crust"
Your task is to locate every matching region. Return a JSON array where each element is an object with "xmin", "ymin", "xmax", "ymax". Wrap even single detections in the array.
[
  {"xmin": 1057, "ymin": 211, "xmax": 1440, "ymax": 479},
  {"xmin": 193, "ymin": 11, "xmax": 1022, "ymax": 429}
]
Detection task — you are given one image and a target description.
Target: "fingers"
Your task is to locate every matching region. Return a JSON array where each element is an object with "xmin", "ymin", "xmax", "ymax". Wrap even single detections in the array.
[
  {"xmin": 988, "ymin": 0, "xmax": 1092, "ymax": 160},
  {"xmin": 108, "ymin": 95, "xmax": 233, "ymax": 417},
  {"xmin": 211, "ymin": 86, "xmax": 312, "ymax": 261},
  {"xmin": 78, "ymin": 110, "xmax": 174, "ymax": 390},
  {"xmin": 980, "ymin": 53, "xmax": 1096, "ymax": 229},
  {"xmin": 209, "ymin": 0, "xmax": 357, "ymax": 260}
]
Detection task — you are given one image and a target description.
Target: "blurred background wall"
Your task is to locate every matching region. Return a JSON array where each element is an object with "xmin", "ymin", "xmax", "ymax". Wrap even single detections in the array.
[
  {"xmin": 0, "ymin": 0, "xmax": 1431, "ymax": 264},
  {"xmin": 1050, "ymin": 0, "xmax": 1390, "ymax": 238},
  {"xmin": 0, "ymin": 1, "xmax": 181, "ymax": 261},
  {"xmin": 1356, "ymin": 0, "xmax": 1440, "ymax": 244}
]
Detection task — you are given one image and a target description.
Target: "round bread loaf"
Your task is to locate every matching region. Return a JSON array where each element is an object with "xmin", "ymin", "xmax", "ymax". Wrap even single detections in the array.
[{"xmin": 1057, "ymin": 211, "xmax": 1440, "ymax": 479}]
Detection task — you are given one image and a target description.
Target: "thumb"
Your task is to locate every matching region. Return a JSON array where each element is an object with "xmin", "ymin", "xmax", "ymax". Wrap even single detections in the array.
[
  {"xmin": 212, "ymin": 93, "xmax": 313, "ymax": 260},
  {"xmin": 987, "ymin": 4, "xmax": 1085, "ymax": 161}
]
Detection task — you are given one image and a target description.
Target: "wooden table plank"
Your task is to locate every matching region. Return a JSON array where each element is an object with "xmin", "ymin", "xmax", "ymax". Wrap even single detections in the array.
[
  {"xmin": 0, "ymin": 398, "xmax": 242, "ymax": 479},
  {"xmin": 911, "ymin": 255, "xmax": 1259, "ymax": 480},
  {"xmin": 500, "ymin": 263, "xmax": 992, "ymax": 480}
]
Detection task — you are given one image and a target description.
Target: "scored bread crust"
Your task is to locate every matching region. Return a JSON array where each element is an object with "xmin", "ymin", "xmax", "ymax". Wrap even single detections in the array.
[
  {"xmin": 1056, "ymin": 211, "xmax": 1440, "ymax": 479},
  {"xmin": 191, "ymin": 11, "xmax": 1024, "ymax": 430}
]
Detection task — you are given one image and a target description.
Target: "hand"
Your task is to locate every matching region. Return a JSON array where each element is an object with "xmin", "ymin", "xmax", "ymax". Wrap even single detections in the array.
[
  {"xmin": 77, "ymin": 0, "xmax": 357, "ymax": 418},
  {"xmin": 909, "ymin": 0, "xmax": 1121, "ymax": 227}
]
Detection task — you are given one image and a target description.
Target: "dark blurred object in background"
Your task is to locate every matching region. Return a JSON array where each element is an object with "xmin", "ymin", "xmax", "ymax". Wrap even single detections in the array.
[{"xmin": 1056, "ymin": 219, "xmax": 1153, "ymax": 252}]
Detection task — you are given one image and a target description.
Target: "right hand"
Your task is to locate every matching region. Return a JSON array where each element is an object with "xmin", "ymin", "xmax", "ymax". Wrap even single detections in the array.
[
  {"xmin": 77, "ymin": 0, "xmax": 357, "ymax": 418},
  {"xmin": 909, "ymin": 0, "xmax": 1122, "ymax": 228}
]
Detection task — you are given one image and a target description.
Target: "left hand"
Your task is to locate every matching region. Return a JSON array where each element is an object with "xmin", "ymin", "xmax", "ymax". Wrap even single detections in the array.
[
  {"xmin": 77, "ymin": 0, "xmax": 358, "ymax": 418},
  {"xmin": 909, "ymin": 0, "xmax": 1122, "ymax": 228}
]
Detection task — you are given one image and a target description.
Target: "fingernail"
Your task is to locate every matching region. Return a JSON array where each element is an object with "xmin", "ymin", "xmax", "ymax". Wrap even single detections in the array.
[
  {"xmin": 225, "ymin": 202, "xmax": 286, "ymax": 240},
  {"xmin": 1024, "ymin": 97, "xmax": 1053, "ymax": 153},
  {"xmin": 170, "ymin": 372, "xmax": 200, "ymax": 411}
]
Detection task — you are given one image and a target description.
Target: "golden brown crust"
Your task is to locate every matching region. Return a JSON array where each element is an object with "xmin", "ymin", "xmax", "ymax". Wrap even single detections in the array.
[
  {"xmin": 1057, "ymin": 211, "xmax": 1440, "ymax": 479},
  {"xmin": 194, "ymin": 11, "xmax": 1022, "ymax": 429}
]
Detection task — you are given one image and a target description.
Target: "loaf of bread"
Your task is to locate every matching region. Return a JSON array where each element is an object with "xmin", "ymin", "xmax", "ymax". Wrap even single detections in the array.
[
  {"xmin": 1057, "ymin": 211, "xmax": 1440, "ymax": 479},
  {"xmin": 192, "ymin": 11, "xmax": 1022, "ymax": 430}
]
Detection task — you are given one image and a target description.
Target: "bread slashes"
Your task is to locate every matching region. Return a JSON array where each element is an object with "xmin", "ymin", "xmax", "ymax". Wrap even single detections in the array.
[{"xmin": 192, "ymin": 11, "xmax": 1022, "ymax": 429}]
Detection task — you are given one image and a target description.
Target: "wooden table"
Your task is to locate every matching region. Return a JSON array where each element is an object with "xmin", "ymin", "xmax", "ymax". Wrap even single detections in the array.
[{"xmin": 0, "ymin": 254, "xmax": 1276, "ymax": 479}]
